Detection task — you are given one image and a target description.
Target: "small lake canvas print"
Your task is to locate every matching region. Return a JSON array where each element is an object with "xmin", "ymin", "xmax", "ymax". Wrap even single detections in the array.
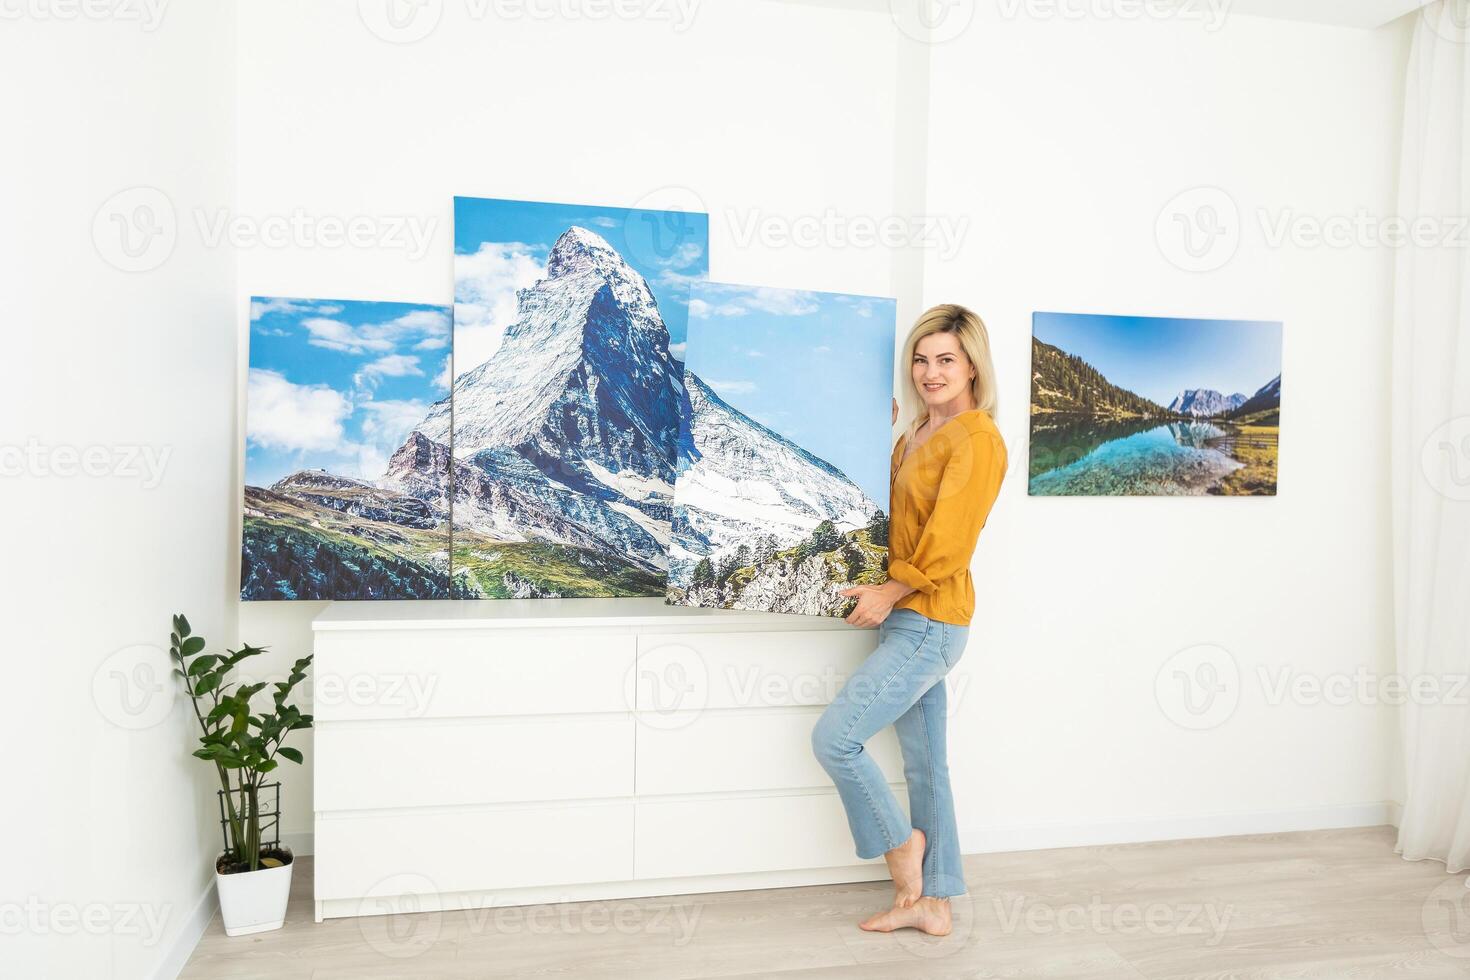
[{"xmin": 1029, "ymin": 312, "xmax": 1282, "ymax": 496}]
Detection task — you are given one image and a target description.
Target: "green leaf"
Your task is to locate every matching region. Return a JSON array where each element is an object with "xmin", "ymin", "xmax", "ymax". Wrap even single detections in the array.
[
  {"xmin": 278, "ymin": 747, "xmax": 303, "ymax": 764},
  {"xmin": 176, "ymin": 614, "xmax": 192, "ymax": 637},
  {"xmin": 258, "ymin": 760, "xmax": 278, "ymax": 773},
  {"xmin": 194, "ymin": 673, "xmax": 221, "ymax": 696},
  {"xmin": 187, "ymin": 655, "xmax": 219, "ymax": 676},
  {"xmin": 180, "ymin": 636, "xmax": 206, "ymax": 657}
]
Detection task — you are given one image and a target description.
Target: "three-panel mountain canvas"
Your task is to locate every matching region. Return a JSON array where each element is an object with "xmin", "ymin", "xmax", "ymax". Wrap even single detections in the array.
[{"xmin": 239, "ymin": 196, "xmax": 906, "ymax": 608}]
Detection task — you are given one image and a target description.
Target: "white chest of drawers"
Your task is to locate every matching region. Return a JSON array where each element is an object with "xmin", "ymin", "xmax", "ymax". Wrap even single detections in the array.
[{"xmin": 310, "ymin": 598, "xmax": 905, "ymax": 921}]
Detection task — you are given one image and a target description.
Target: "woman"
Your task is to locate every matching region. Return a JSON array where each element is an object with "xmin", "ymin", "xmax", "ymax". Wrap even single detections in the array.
[{"xmin": 814, "ymin": 303, "xmax": 1007, "ymax": 936}]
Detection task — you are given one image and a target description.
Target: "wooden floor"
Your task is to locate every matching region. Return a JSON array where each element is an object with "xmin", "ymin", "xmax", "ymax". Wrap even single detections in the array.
[{"xmin": 180, "ymin": 826, "xmax": 1470, "ymax": 979}]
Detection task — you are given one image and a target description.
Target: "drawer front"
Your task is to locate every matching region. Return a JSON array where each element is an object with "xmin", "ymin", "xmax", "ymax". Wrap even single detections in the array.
[
  {"xmin": 632, "ymin": 630, "xmax": 878, "ymax": 712},
  {"xmin": 635, "ymin": 707, "xmax": 904, "ymax": 796},
  {"xmin": 314, "ymin": 801, "xmax": 634, "ymax": 900},
  {"xmin": 313, "ymin": 628, "xmax": 634, "ymax": 721},
  {"xmin": 634, "ymin": 792, "xmax": 891, "ymax": 880},
  {"xmin": 316, "ymin": 714, "xmax": 634, "ymax": 811}
]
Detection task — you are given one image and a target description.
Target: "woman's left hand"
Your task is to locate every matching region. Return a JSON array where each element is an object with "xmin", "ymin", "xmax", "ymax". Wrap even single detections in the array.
[{"xmin": 839, "ymin": 585, "xmax": 894, "ymax": 628}]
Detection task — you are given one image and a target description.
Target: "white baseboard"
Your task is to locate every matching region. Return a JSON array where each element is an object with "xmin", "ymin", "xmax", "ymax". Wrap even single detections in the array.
[
  {"xmin": 151, "ymin": 874, "xmax": 217, "ymax": 980},
  {"xmin": 961, "ymin": 801, "xmax": 1395, "ymax": 854},
  {"xmin": 283, "ymin": 829, "xmax": 314, "ymax": 857}
]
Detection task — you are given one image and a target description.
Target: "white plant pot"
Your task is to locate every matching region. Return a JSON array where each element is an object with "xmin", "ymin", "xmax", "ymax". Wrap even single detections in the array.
[{"xmin": 215, "ymin": 850, "xmax": 293, "ymax": 937}]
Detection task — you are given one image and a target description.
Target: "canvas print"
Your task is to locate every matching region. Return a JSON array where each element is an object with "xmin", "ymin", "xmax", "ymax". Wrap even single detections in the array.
[
  {"xmin": 241, "ymin": 297, "xmax": 454, "ymax": 599},
  {"xmin": 416, "ymin": 196, "xmax": 709, "ymax": 598},
  {"xmin": 666, "ymin": 283, "xmax": 896, "ymax": 617},
  {"xmin": 1029, "ymin": 312, "xmax": 1282, "ymax": 496}
]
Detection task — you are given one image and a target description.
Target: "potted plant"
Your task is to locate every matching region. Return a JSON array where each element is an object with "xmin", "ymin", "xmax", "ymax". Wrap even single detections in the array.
[{"xmin": 170, "ymin": 614, "xmax": 313, "ymax": 936}]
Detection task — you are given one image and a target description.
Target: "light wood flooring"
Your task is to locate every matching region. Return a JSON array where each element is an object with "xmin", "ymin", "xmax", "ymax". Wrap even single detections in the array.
[{"xmin": 179, "ymin": 826, "xmax": 1470, "ymax": 979}]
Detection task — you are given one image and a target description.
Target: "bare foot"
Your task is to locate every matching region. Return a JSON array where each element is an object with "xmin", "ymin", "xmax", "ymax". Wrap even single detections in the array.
[
  {"xmin": 858, "ymin": 896, "xmax": 952, "ymax": 935},
  {"xmin": 884, "ymin": 827, "xmax": 925, "ymax": 908}
]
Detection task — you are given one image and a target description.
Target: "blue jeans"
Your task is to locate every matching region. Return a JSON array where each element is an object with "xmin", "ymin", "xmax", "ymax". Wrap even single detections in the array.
[{"xmin": 810, "ymin": 606, "xmax": 970, "ymax": 899}]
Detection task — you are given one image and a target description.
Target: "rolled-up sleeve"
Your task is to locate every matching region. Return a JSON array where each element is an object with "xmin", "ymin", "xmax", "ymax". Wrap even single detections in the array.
[{"xmin": 888, "ymin": 430, "xmax": 1006, "ymax": 595}]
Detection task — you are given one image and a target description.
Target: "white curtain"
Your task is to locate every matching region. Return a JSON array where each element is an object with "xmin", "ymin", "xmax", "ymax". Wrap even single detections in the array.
[{"xmin": 1393, "ymin": 0, "xmax": 1470, "ymax": 872}]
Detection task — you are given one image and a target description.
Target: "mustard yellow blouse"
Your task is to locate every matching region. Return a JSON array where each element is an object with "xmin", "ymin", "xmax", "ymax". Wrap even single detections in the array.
[{"xmin": 888, "ymin": 409, "xmax": 1007, "ymax": 626}]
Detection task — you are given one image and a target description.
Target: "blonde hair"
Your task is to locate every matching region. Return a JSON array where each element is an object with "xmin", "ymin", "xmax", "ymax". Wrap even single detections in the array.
[{"xmin": 898, "ymin": 303, "xmax": 998, "ymax": 440}]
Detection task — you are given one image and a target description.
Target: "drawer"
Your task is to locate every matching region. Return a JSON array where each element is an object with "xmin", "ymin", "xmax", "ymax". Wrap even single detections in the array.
[
  {"xmin": 634, "ymin": 792, "xmax": 892, "ymax": 879},
  {"xmin": 316, "ymin": 714, "xmax": 634, "ymax": 811},
  {"xmin": 632, "ymin": 630, "xmax": 878, "ymax": 712},
  {"xmin": 313, "ymin": 628, "xmax": 633, "ymax": 720},
  {"xmin": 314, "ymin": 801, "xmax": 634, "ymax": 900},
  {"xmin": 635, "ymin": 707, "xmax": 904, "ymax": 796}
]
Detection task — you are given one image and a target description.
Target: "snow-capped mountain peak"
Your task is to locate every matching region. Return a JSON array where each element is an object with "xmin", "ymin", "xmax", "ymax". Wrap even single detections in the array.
[
  {"xmin": 1167, "ymin": 388, "xmax": 1248, "ymax": 418},
  {"xmin": 668, "ymin": 370, "xmax": 878, "ymax": 588}
]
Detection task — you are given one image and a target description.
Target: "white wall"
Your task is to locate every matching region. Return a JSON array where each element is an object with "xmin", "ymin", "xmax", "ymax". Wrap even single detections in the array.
[
  {"xmin": 233, "ymin": 0, "xmax": 927, "ymax": 846},
  {"xmin": 0, "ymin": 2, "xmax": 238, "ymax": 977},
  {"xmin": 923, "ymin": 7, "xmax": 1411, "ymax": 846}
]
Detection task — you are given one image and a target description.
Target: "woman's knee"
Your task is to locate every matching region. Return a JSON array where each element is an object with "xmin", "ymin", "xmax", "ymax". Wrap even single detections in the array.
[{"xmin": 810, "ymin": 708, "xmax": 847, "ymax": 767}]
